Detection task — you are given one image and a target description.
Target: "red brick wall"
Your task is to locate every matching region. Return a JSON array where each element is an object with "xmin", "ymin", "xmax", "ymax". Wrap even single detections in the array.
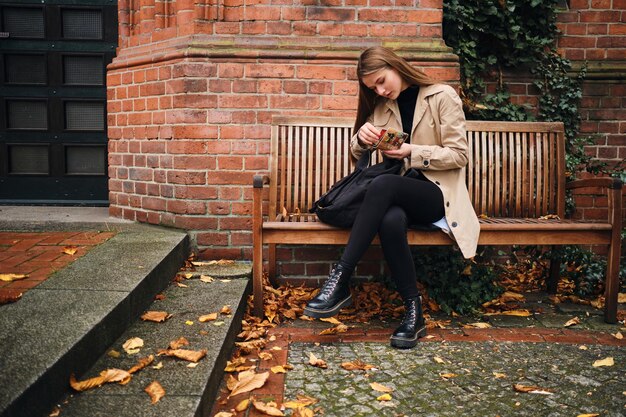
[
  {"xmin": 485, "ymin": 2, "xmax": 626, "ymax": 235},
  {"xmin": 108, "ymin": 0, "xmax": 459, "ymax": 275}
]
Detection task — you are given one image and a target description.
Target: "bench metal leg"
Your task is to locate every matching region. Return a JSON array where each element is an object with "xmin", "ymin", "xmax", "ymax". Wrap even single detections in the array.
[{"xmin": 546, "ymin": 248, "xmax": 560, "ymax": 294}]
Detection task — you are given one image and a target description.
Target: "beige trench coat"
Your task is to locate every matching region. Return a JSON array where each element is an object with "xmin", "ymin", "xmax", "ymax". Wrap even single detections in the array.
[{"xmin": 350, "ymin": 84, "xmax": 480, "ymax": 259}]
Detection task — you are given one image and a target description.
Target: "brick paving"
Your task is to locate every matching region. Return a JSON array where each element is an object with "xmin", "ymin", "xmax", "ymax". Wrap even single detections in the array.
[
  {"xmin": 0, "ymin": 231, "xmax": 116, "ymax": 302},
  {"xmin": 211, "ymin": 320, "xmax": 626, "ymax": 417}
]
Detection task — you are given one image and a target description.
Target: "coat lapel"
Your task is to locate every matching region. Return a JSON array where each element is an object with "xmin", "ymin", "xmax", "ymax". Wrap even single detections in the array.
[{"xmin": 412, "ymin": 84, "xmax": 447, "ymax": 134}]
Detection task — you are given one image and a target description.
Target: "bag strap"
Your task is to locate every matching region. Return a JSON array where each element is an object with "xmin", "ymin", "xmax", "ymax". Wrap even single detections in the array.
[{"xmin": 355, "ymin": 149, "xmax": 372, "ymax": 170}]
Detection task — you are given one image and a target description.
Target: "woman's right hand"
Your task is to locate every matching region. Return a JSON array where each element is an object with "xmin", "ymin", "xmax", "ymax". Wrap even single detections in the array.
[{"xmin": 357, "ymin": 122, "xmax": 381, "ymax": 147}]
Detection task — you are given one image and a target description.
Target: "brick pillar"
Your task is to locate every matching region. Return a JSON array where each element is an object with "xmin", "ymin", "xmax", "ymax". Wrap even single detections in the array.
[{"xmin": 107, "ymin": 0, "xmax": 459, "ymax": 266}]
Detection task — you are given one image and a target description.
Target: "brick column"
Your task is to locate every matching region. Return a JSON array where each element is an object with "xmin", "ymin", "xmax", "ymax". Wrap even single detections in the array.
[{"xmin": 107, "ymin": 0, "xmax": 459, "ymax": 265}]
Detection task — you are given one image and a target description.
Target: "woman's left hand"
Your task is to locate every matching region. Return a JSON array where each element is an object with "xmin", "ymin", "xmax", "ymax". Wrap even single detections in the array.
[{"xmin": 382, "ymin": 143, "xmax": 411, "ymax": 160}]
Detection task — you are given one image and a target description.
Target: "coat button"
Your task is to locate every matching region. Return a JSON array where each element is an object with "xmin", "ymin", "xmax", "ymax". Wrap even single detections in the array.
[
  {"xmin": 446, "ymin": 201, "xmax": 450, "ymax": 207},
  {"xmin": 435, "ymin": 181, "xmax": 440, "ymax": 185},
  {"xmin": 451, "ymin": 221, "xmax": 458, "ymax": 227},
  {"xmin": 423, "ymin": 160, "xmax": 430, "ymax": 167}
]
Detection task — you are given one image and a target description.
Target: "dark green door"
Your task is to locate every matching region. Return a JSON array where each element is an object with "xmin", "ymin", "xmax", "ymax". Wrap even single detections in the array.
[{"xmin": 0, "ymin": 0, "xmax": 117, "ymax": 205}]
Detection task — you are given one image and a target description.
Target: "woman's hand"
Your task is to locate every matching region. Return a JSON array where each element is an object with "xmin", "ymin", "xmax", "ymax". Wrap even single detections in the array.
[
  {"xmin": 382, "ymin": 143, "xmax": 411, "ymax": 160},
  {"xmin": 357, "ymin": 122, "xmax": 381, "ymax": 147}
]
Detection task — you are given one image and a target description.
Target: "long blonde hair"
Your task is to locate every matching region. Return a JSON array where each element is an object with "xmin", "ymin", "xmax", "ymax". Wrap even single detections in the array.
[{"xmin": 353, "ymin": 47, "xmax": 436, "ymax": 134}]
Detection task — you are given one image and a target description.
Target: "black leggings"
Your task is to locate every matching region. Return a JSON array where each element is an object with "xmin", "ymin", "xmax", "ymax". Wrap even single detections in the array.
[{"xmin": 340, "ymin": 173, "xmax": 445, "ymax": 300}]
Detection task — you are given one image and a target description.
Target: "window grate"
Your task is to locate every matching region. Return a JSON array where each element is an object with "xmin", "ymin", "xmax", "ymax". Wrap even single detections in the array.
[
  {"xmin": 3, "ymin": 7, "xmax": 44, "ymax": 38},
  {"xmin": 66, "ymin": 146, "xmax": 106, "ymax": 175},
  {"xmin": 7, "ymin": 100, "xmax": 48, "ymax": 130},
  {"xmin": 9, "ymin": 145, "xmax": 49, "ymax": 174},
  {"xmin": 5, "ymin": 54, "xmax": 46, "ymax": 84},
  {"xmin": 65, "ymin": 101, "xmax": 104, "ymax": 131},
  {"xmin": 62, "ymin": 9, "xmax": 102, "ymax": 39},
  {"xmin": 63, "ymin": 55, "xmax": 103, "ymax": 85}
]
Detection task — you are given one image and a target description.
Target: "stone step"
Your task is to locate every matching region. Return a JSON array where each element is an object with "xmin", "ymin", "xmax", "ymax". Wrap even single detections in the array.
[
  {"xmin": 0, "ymin": 224, "xmax": 189, "ymax": 417},
  {"xmin": 51, "ymin": 262, "xmax": 251, "ymax": 417}
]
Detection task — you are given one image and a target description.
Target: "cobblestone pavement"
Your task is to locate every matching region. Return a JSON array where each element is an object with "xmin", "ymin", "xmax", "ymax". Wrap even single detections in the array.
[{"xmin": 285, "ymin": 341, "xmax": 625, "ymax": 417}]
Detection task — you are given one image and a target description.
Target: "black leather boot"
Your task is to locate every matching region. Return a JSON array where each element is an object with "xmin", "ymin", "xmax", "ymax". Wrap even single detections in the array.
[
  {"xmin": 390, "ymin": 296, "xmax": 426, "ymax": 349},
  {"xmin": 303, "ymin": 264, "xmax": 352, "ymax": 318}
]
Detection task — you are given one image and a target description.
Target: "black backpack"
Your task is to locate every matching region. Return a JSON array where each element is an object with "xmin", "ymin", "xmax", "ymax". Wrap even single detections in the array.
[{"xmin": 309, "ymin": 151, "xmax": 403, "ymax": 228}]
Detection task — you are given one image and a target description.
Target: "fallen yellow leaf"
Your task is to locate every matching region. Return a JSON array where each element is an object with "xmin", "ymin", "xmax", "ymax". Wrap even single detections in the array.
[
  {"xmin": 63, "ymin": 246, "xmax": 78, "ymax": 255},
  {"xmin": 319, "ymin": 324, "xmax": 348, "ymax": 335},
  {"xmin": 577, "ymin": 414, "xmax": 600, "ymax": 417},
  {"xmin": 228, "ymin": 370, "xmax": 269, "ymax": 398},
  {"xmin": 252, "ymin": 401, "xmax": 284, "ymax": 416},
  {"xmin": 462, "ymin": 322, "xmax": 492, "ymax": 329},
  {"xmin": 611, "ymin": 331, "xmax": 623, "ymax": 340},
  {"xmin": 128, "ymin": 355, "xmax": 154, "ymax": 374},
  {"xmin": 433, "ymin": 356, "xmax": 446, "ymax": 364},
  {"xmin": 440, "ymin": 373, "xmax": 458, "ymax": 379},
  {"xmin": 292, "ymin": 407, "xmax": 314, "ymax": 417},
  {"xmin": 308, "ymin": 352, "xmax": 327, "ymax": 369},
  {"xmin": 199, "ymin": 275, "xmax": 214, "ymax": 283},
  {"xmin": 592, "ymin": 357, "xmax": 614, "ymax": 367},
  {"xmin": 220, "ymin": 305, "xmax": 232, "ymax": 315},
  {"xmin": 144, "ymin": 381, "xmax": 165, "ymax": 404},
  {"xmin": 185, "ymin": 320, "xmax": 194, "ymax": 325},
  {"xmin": 213, "ymin": 412, "xmax": 234, "ymax": 417},
  {"xmin": 271, "ymin": 365, "xmax": 288, "ymax": 374},
  {"xmin": 122, "ymin": 337, "xmax": 144, "ymax": 354},
  {"xmin": 617, "ymin": 293, "xmax": 626, "ymax": 303},
  {"xmin": 485, "ymin": 309, "xmax": 532, "ymax": 317},
  {"xmin": 493, "ymin": 372, "xmax": 507, "ymax": 379},
  {"xmin": 319, "ymin": 317, "xmax": 342, "ymax": 325},
  {"xmin": 235, "ymin": 399, "xmax": 250, "ymax": 412},
  {"xmin": 376, "ymin": 393, "xmax": 392, "ymax": 401},
  {"xmin": 370, "ymin": 382, "xmax": 393, "ymax": 393},
  {"xmin": 283, "ymin": 395, "xmax": 318, "ymax": 409},
  {"xmin": 0, "ymin": 273, "xmax": 27, "ymax": 282}
]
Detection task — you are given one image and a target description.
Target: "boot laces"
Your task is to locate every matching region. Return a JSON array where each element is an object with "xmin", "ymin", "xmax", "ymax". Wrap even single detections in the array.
[
  {"xmin": 402, "ymin": 299, "xmax": 418, "ymax": 324},
  {"xmin": 320, "ymin": 269, "xmax": 342, "ymax": 296}
]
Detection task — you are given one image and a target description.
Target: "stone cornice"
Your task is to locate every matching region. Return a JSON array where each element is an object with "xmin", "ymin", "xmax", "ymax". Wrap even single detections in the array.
[
  {"xmin": 570, "ymin": 60, "xmax": 626, "ymax": 81},
  {"xmin": 108, "ymin": 35, "xmax": 458, "ymax": 71}
]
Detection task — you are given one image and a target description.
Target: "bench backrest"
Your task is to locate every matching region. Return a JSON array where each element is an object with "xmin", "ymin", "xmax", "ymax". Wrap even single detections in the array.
[{"xmin": 269, "ymin": 116, "xmax": 566, "ymax": 220}]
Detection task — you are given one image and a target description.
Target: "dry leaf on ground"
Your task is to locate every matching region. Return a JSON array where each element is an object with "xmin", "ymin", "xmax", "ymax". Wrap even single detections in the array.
[
  {"xmin": 144, "ymin": 381, "xmax": 165, "ymax": 404},
  {"xmin": 440, "ymin": 373, "xmax": 458, "ymax": 379},
  {"xmin": 592, "ymin": 357, "xmax": 614, "ymax": 367},
  {"xmin": 513, "ymin": 384, "xmax": 554, "ymax": 395},
  {"xmin": 341, "ymin": 359, "xmax": 375, "ymax": 371},
  {"xmin": 122, "ymin": 337, "xmax": 144, "ymax": 354},
  {"xmin": 228, "ymin": 370, "xmax": 269, "ymax": 398},
  {"xmin": 0, "ymin": 273, "xmax": 27, "ymax": 282},
  {"xmin": 370, "ymin": 382, "xmax": 393, "ymax": 393},
  {"xmin": 319, "ymin": 324, "xmax": 348, "ymax": 335},
  {"xmin": 221, "ymin": 305, "xmax": 232, "ymax": 315},
  {"xmin": 319, "ymin": 317, "xmax": 342, "ymax": 325},
  {"xmin": 377, "ymin": 393, "xmax": 392, "ymax": 401},
  {"xmin": 157, "ymin": 348, "xmax": 207, "ymax": 363},
  {"xmin": 493, "ymin": 372, "xmax": 507, "ymax": 379},
  {"xmin": 70, "ymin": 368, "xmax": 131, "ymax": 392},
  {"xmin": 128, "ymin": 355, "xmax": 154, "ymax": 374},
  {"xmin": 462, "ymin": 322, "xmax": 492, "ymax": 329},
  {"xmin": 199, "ymin": 313, "xmax": 218, "ymax": 322},
  {"xmin": 618, "ymin": 293, "xmax": 626, "ymax": 303},
  {"xmin": 271, "ymin": 365, "xmax": 289, "ymax": 374},
  {"xmin": 283, "ymin": 395, "xmax": 318, "ymax": 409},
  {"xmin": 564, "ymin": 317, "xmax": 581, "ymax": 327},
  {"xmin": 235, "ymin": 399, "xmax": 250, "ymax": 412},
  {"xmin": 577, "ymin": 414, "xmax": 600, "ymax": 417},
  {"xmin": 63, "ymin": 246, "xmax": 78, "ymax": 255},
  {"xmin": 484, "ymin": 309, "xmax": 531, "ymax": 317},
  {"xmin": 169, "ymin": 336, "xmax": 190, "ymax": 349},
  {"xmin": 292, "ymin": 408, "xmax": 314, "ymax": 417},
  {"xmin": 308, "ymin": 353, "xmax": 328, "ymax": 369},
  {"xmin": 141, "ymin": 311, "xmax": 171, "ymax": 323},
  {"xmin": 252, "ymin": 401, "xmax": 284, "ymax": 416},
  {"xmin": 199, "ymin": 275, "xmax": 214, "ymax": 283},
  {"xmin": 611, "ymin": 331, "xmax": 623, "ymax": 340},
  {"xmin": 213, "ymin": 413, "xmax": 234, "ymax": 417},
  {"xmin": 433, "ymin": 356, "xmax": 446, "ymax": 364},
  {"xmin": 224, "ymin": 357, "xmax": 250, "ymax": 372}
]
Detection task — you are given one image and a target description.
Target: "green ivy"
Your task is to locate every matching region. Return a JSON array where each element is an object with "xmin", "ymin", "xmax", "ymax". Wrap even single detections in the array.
[{"xmin": 412, "ymin": 247, "xmax": 502, "ymax": 315}]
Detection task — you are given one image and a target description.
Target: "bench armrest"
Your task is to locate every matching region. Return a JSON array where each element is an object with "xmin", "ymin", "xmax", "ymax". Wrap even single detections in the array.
[
  {"xmin": 253, "ymin": 174, "xmax": 270, "ymax": 188},
  {"xmin": 565, "ymin": 177, "xmax": 622, "ymax": 191},
  {"xmin": 566, "ymin": 177, "xmax": 623, "ymax": 231}
]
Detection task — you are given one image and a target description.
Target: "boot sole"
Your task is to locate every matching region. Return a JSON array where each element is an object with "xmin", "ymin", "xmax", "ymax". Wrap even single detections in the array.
[
  {"xmin": 389, "ymin": 325, "xmax": 427, "ymax": 349},
  {"xmin": 303, "ymin": 295, "xmax": 353, "ymax": 319}
]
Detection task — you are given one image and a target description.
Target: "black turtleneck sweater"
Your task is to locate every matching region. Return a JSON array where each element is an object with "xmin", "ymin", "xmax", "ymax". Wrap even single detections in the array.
[{"xmin": 396, "ymin": 85, "xmax": 419, "ymax": 141}]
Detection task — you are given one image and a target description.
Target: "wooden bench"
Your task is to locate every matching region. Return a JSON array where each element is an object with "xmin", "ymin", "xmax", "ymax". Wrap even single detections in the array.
[{"xmin": 252, "ymin": 116, "xmax": 623, "ymax": 323}]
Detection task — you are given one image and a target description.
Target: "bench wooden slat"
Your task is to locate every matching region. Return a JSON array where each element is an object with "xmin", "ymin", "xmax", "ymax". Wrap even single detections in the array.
[{"xmin": 252, "ymin": 116, "xmax": 622, "ymax": 324}]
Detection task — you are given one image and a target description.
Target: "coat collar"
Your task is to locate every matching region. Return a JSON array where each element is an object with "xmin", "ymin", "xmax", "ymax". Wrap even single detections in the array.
[{"xmin": 382, "ymin": 84, "xmax": 448, "ymax": 133}]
